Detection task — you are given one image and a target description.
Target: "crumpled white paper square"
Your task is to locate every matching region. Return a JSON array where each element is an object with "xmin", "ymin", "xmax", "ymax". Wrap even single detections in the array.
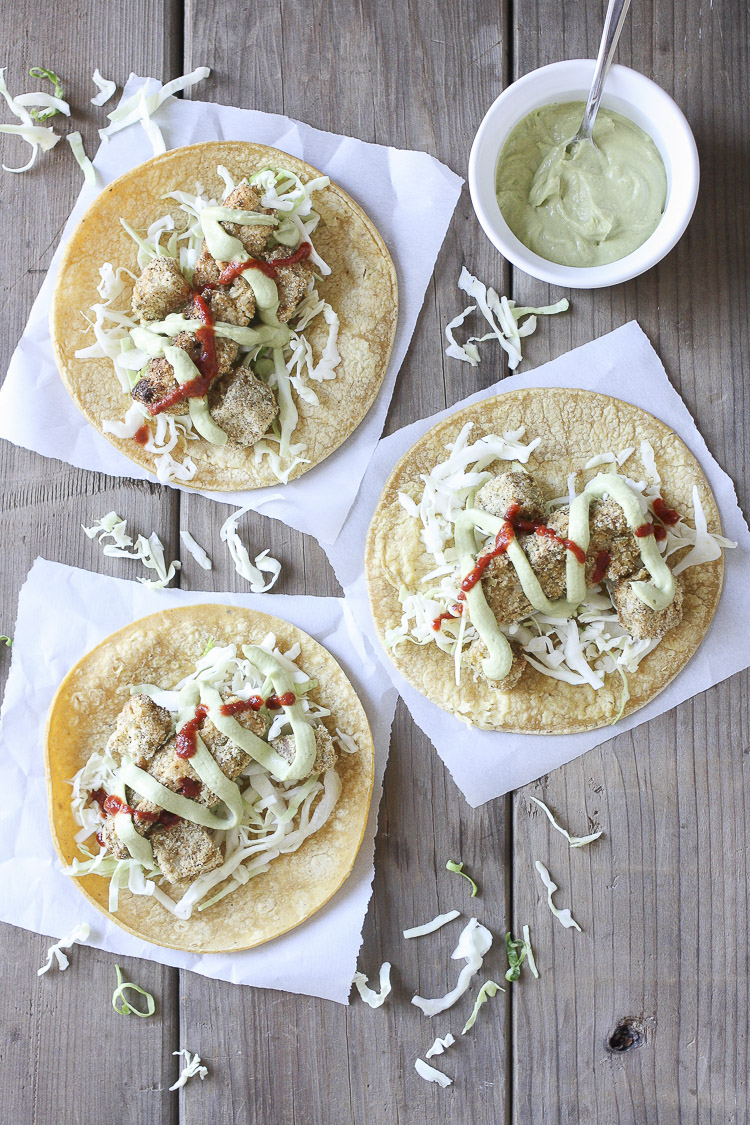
[
  {"xmin": 325, "ymin": 321, "xmax": 750, "ymax": 807},
  {"xmin": 0, "ymin": 558, "xmax": 398, "ymax": 1004},
  {"xmin": 0, "ymin": 75, "xmax": 463, "ymax": 545}
]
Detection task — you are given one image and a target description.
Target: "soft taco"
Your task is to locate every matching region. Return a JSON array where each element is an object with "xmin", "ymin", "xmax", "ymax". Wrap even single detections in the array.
[
  {"xmin": 366, "ymin": 388, "xmax": 734, "ymax": 734},
  {"xmin": 50, "ymin": 140, "xmax": 398, "ymax": 490},
  {"xmin": 45, "ymin": 604, "xmax": 374, "ymax": 952}
]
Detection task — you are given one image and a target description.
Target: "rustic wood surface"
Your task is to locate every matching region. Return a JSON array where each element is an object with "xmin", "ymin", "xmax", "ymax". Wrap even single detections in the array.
[{"xmin": 0, "ymin": 0, "xmax": 746, "ymax": 1122}]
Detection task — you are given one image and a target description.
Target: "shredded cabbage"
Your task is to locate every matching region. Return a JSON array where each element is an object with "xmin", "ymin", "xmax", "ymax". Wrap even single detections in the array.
[
  {"xmin": 112, "ymin": 964, "xmax": 155, "ymax": 1017},
  {"xmin": 504, "ymin": 932, "xmax": 528, "ymax": 981},
  {"xmin": 522, "ymin": 924, "xmax": 539, "ymax": 978},
  {"xmin": 0, "ymin": 67, "xmax": 62, "ymax": 172},
  {"xmin": 66, "ymin": 131, "xmax": 97, "ymax": 185},
  {"xmin": 24, "ymin": 67, "xmax": 68, "ymax": 121},
  {"xmin": 414, "ymin": 1058, "xmax": 453, "ymax": 1087},
  {"xmin": 446, "ymin": 859, "xmax": 478, "ymax": 897},
  {"xmin": 529, "ymin": 795, "xmax": 603, "ymax": 848},
  {"xmin": 445, "ymin": 267, "xmax": 569, "ymax": 370},
  {"xmin": 535, "ymin": 861, "xmax": 581, "ymax": 931},
  {"xmin": 352, "ymin": 962, "xmax": 392, "ymax": 1008},
  {"xmin": 0, "ymin": 635, "xmax": 11, "ymax": 647},
  {"xmin": 412, "ymin": 918, "xmax": 492, "ymax": 1016},
  {"xmin": 461, "ymin": 979, "xmax": 504, "ymax": 1034},
  {"xmin": 425, "ymin": 1033, "xmax": 455, "ymax": 1058},
  {"xmin": 403, "ymin": 909, "xmax": 461, "ymax": 939},
  {"xmin": 82, "ymin": 511, "xmax": 180, "ymax": 589},
  {"xmin": 99, "ymin": 67, "xmax": 211, "ymax": 154},
  {"xmin": 170, "ymin": 1049, "xmax": 208, "ymax": 1091},
  {"xmin": 37, "ymin": 922, "xmax": 90, "ymax": 975},
  {"xmin": 91, "ymin": 68, "xmax": 116, "ymax": 106},
  {"xmin": 180, "ymin": 529, "xmax": 212, "ymax": 570},
  {"xmin": 220, "ymin": 506, "xmax": 281, "ymax": 592},
  {"xmin": 671, "ymin": 486, "xmax": 736, "ymax": 576}
]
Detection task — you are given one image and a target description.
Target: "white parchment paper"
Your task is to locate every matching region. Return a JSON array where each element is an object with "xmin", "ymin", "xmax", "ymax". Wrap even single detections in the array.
[
  {"xmin": 326, "ymin": 322, "xmax": 750, "ymax": 807},
  {"xmin": 0, "ymin": 558, "xmax": 397, "ymax": 1004},
  {"xmin": 0, "ymin": 75, "xmax": 463, "ymax": 545}
]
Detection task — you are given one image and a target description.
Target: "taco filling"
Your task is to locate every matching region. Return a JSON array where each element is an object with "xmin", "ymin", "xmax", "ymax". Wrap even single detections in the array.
[
  {"xmin": 385, "ymin": 423, "xmax": 734, "ymax": 713},
  {"xmin": 77, "ymin": 166, "xmax": 341, "ymax": 484},
  {"xmin": 66, "ymin": 633, "xmax": 360, "ymax": 920}
]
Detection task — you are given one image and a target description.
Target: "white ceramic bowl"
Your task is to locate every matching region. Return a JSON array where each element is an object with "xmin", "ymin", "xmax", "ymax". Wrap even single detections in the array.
[{"xmin": 468, "ymin": 61, "xmax": 700, "ymax": 289}]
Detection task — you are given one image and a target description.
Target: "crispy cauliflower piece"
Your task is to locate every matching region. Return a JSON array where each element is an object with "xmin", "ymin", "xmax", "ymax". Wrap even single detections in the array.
[
  {"xmin": 611, "ymin": 568, "xmax": 684, "ymax": 640},
  {"xmin": 132, "ymin": 256, "xmax": 192, "ymax": 322},
  {"xmin": 475, "ymin": 470, "xmax": 546, "ymax": 521},
  {"xmin": 207, "ymin": 366, "xmax": 278, "ymax": 447}
]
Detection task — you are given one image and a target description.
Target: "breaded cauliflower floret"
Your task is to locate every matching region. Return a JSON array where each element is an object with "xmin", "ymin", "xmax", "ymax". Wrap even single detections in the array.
[
  {"xmin": 464, "ymin": 637, "xmax": 526, "ymax": 691},
  {"xmin": 132, "ymin": 256, "xmax": 192, "ymax": 322},
  {"xmin": 475, "ymin": 549, "xmax": 533, "ymax": 626},
  {"xmin": 221, "ymin": 180, "xmax": 278, "ymax": 257},
  {"xmin": 271, "ymin": 725, "xmax": 338, "ymax": 777},
  {"xmin": 106, "ymin": 693, "xmax": 172, "ymax": 769},
  {"xmin": 475, "ymin": 470, "xmax": 546, "ymax": 521},
  {"xmin": 611, "ymin": 568, "xmax": 684, "ymax": 640},
  {"xmin": 207, "ymin": 367, "xmax": 278, "ymax": 447},
  {"xmin": 264, "ymin": 246, "xmax": 314, "ymax": 322},
  {"xmin": 151, "ymin": 820, "xmax": 223, "ymax": 884}
]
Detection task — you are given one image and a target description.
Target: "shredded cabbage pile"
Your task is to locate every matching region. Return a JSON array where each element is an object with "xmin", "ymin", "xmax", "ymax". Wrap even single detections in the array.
[
  {"xmin": 82, "ymin": 510, "xmax": 180, "ymax": 589},
  {"xmin": 389, "ymin": 431, "xmax": 735, "ymax": 697},
  {"xmin": 411, "ymin": 917, "xmax": 493, "ymax": 1017},
  {"xmin": 79, "ymin": 169, "xmax": 340, "ymax": 485},
  {"xmin": 445, "ymin": 267, "xmax": 569, "ymax": 371},
  {"xmin": 67, "ymin": 634, "xmax": 359, "ymax": 919}
]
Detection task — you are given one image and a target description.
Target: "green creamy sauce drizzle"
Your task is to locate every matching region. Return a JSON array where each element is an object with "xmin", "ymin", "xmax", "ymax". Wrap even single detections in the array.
[
  {"xmin": 461, "ymin": 473, "xmax": 675, "ymax": 681},
  {"xmin": 495, "ymin": 102, "xmax": 667, "ymax": 267},
  {"xmin": 199, "ymin": 206, "xmax": 277, "ymax": 263},
  {"xmin": 162, "ymin": 344, "xmax": 228, "ymax": 446},
  {"xmin": 197, "ymin": 206, "xmax": 282, "ymax": 325}
]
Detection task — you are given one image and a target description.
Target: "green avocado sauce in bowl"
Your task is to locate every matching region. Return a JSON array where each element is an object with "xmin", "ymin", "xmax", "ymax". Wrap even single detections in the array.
[
  {"xmin": 495, "ymin": 102, "xmax": 667, "ymax": 268},
  {"xmin": 469, "ymin": 61, "xmax": 699, "ymax": 289}
]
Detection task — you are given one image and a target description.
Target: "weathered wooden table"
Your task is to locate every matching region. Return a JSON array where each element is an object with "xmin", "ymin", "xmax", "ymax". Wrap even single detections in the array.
[{"xmin": 2, "ymin": 1, "xmax": 747, "ymax": 1121}]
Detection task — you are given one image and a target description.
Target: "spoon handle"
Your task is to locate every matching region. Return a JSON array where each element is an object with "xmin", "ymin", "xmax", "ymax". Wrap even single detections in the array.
[{"xmin": 579, "ymin": 0, "xmax": 633, "ymax": 140}]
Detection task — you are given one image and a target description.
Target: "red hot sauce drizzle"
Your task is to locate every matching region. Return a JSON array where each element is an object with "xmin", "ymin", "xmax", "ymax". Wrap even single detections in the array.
[
  {"xmin": 591, "ymin": 550, "xmax": 612, "ymax": 586},
  {"xmin": 219, "ymin": 696, "xmax": 264, "ymax": 716},
  {"xmin": 431, "ymin": 491, "xmax": 670, "ymax": 634},
  {"xmin": 652, "ymin": 497, "xmax": 680, "ymax": 526},
  {"xmin": 176, "ymin": 704, "xmax": 209, "ymax": 760},
  {"xmin": 266, "ymin": 692, "xmax": 297, "ymax": 711},
  {"xmin": 178, "ymin": 776, "xmax": 202, "ymax": 799},
  {"xmin": 216, "ymin": 242, "xmax": 312, "ymax": 287},
  {"xmin": 149, "ymin": 293, "xmax": 218, "ymax": 415},
  {"xmin": 133, "ymin": 423, "xmax": 150, "ymax": 445},
  {"xmin": 534, "ymin": 524, "xmax": 586, "ymax": 565}
]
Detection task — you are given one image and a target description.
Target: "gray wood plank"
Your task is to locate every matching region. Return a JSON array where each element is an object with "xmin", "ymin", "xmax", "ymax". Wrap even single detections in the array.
[
  {"xmin": 512, "ymin": 0, "xmax": 750, "ymax": 1121},
  {"xmin": 0, "ymin": 5, "xmax": 183, "ymax": 1123},
  {"xmin": 179, "ymin": 1, "xmax": 513, "ymax": 1122}
]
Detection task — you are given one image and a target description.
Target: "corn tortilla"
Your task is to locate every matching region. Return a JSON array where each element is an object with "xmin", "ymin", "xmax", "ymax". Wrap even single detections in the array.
[
  {"xmin": 50, "ymin": 140, "xmax": 398, "ymax": 490},
  {"xmin": 45, "ymin": 604, "xmax": 375, "ymax": 953},
  {"xmin": 365, "ymin": 388, "xmax": 725, "ymax": 734}
]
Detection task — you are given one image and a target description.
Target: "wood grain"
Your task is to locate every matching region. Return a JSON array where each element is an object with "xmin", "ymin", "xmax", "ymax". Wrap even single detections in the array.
[
  {"xmin": 512, "ymin": 0, "xmax": 750, "ymax": 1121},
  {"xmin": 0, "ymin": 4, "xmax": 182, "ymax": 1123}
]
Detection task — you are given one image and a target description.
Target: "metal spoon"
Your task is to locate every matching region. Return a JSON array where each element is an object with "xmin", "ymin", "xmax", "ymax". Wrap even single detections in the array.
[{"xmin": 566, "ymin": 0, "xmax": 633, "ymax": 153}]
